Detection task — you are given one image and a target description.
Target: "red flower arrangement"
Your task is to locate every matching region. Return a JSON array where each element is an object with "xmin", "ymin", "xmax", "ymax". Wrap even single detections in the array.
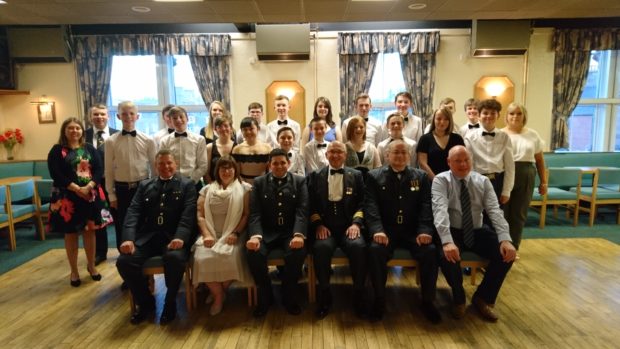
[{"xmin": 0, "ymin": 128, "xmax": 25, "ymax": 160}]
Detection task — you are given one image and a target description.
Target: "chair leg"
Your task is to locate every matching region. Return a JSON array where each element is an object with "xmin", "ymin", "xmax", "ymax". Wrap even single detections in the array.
[
  {"xmin": 247, "ymin": 286, "xmax": 254, "ymax": 307},
  {"xmin": 35, "ymin": 214, "xmax": 45, "ymax": 241},
  {"xmin": 573, "ymin": 203, "xmax": 580, "ymax": 226},
  {"xmin": 8, "ymin": 223, "xmax": 16, "ymax": 251},
  {"xmin": 184, "ymin": 268, "xmax": 193, "ymax": 311},
  {"xmin": 589, "ymin": 203, "xmax": 596, "ymax": 227},
  {"xmin": 307, "ymin": 255, "xmax": 316, "ymax": 303},
  {"xmin": 540, "ymin": 204, "xmax": 547, "ymax": 229},
  {"xmin": 470, "ymin": 267, "xmax": 477, "ymax": 286}
]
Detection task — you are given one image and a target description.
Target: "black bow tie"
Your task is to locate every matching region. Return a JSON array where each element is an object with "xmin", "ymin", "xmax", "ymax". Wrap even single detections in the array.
[
  {"xmin": 317, "ymin": 143, "xmax": 327, "ymax": 148},
  {"xmin": 175, "ymin": 132, "xmax": 188, "ymax": 138},
  {"xmin": 363, "ymin": 117, "xmax": 369, "ymax": 122},
  {"xmin": 277, "ymin": 120, "xmax": 288, "ymax": 126},
  {"xmin": 287, "ymin": 152, "xmax": 293, "ymax": 158},
  {"xmin": 167, "ymin": 128, "xmax": 175, "ymax": 134},
  {"xmin": 122, "ymin": 130, "xmax": 137, "ymax": 137},
  {"xmin": 330, "ymin": 168, "xmax": 344, "ymax": 175},
  {"xmin": 468, "ymin": 124, "xmax": 480, "ymax": 129},
  {"xmin": 482, "ymin": 131, "xmax": 495, "ymax": 137},
  {"xmin": 403, "ymin": 117, "xmax": 409, "ymax": 122}
]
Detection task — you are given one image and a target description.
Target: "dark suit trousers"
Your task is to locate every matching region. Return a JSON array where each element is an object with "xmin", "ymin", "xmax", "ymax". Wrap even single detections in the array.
[
  {"xmin": 116, "ymin": 234, "xmax": 188, "ymax": 307},
  {"xmin": 368, "ymin": 233, "xmax": 438, "ymax": 303},
  {"xmin": 112, "ymin": 184, "xmax": 139, "ymax": 251},
  {"xmin": 313, "ymin": 231, "xmax": 366, "ymax": 293},
  {"xmin": 95, "ymin": 178, "xmax": 109, "ymax": 258},
  {"xmin": 438, "ymin": 226, "xmax": 513, "ymax": 305},
  {"xmin": 246, "ymin": 236, "xmax": 307, "ymax": 307}
]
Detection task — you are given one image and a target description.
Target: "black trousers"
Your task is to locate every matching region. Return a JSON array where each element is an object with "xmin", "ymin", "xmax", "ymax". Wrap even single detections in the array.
[
  {"xmin": 112, "ymin": 183, "xmax": 139, "ymax": 251},
  {"xmin": 438, "ymin": 226, "xmax": 513, "ymax": 305},
  {"xmin": 368, "ymin": 233, "xmax": 438, "ymax": 303},
  {"xmin": 95, "ymin": 177, "xmax": 109, "ymax": 258},
  {"xmin": 116, "ymin": 234, "xmax": 188, "ymax": 307},
  {"xmin": 312, "ymin": 228, "xmax": 367, "ymax": 294},
  {"xmin": 246, "ymin": 236, "xmax": 307, "ymax": 307}
]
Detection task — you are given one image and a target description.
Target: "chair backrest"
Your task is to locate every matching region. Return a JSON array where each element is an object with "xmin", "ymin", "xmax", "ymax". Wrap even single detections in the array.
[
  {"xmin": 35, "ymin": 179, "xmax": 53, "ymax": 203},
  {"xmin": 0, "ymin": 185, "xmax": 6, "ymax": 206},
  {"xmin": 548, "ymin": 168, "xmax": 582, "ymax": 188},
  {"xmin": 597, "ymin": 168, "xmax": 620, "ymax": 187},
  {"xmin": 8, "ymin": 179, "xmax": 36, "ymax": 202}
]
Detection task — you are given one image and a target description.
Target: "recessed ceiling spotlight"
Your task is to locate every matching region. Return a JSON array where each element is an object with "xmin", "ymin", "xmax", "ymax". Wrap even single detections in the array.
[
  {"xmin": 154, "ymin": 0, "xmax": 204, "ymax": 2},
  {"xmin": 131, "ymin": 6, "xmax": 151, "ymax": 13},
  {"xmin": 408, "ymin": 3, "xmax": 427, "ymax": 10},
  {"xmin": 0, "ymin": 1, "xmax": 7, "ymax": 5}
]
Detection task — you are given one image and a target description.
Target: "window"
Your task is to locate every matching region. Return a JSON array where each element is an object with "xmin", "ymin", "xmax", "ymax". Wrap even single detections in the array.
[
  {"xmin": 368, "ymin": 52, "xmax": 406, "ymax": 125},
  {"xmin": 567, "ymin": 50, "xmax": 620, "ymax": 151},
  {"xmin": 107, "ymin": 55, "xmax": 208, "ymax": 135}
]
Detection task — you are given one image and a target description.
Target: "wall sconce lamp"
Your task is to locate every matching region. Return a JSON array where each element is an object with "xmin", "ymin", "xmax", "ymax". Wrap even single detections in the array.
[
  {"xmin": 30, "ymin": 95, "xmax": 57, "ymax": 124},
  {"xmin": 474, "ymin": 76, "xmax": 515, "ymax": 127}
]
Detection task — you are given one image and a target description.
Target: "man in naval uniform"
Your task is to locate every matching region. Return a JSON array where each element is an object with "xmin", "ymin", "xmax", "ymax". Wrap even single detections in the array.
[
  {"xmin": 246, "ymin": 148, "xmax": 308, "ymax": 317},
  {"xmin": 307, "ymin": 141, "xmax": 367, "ymax": 319},
  {"xmin": 116, "ymin": 149, "xmax": 197, "ymax": 325}
]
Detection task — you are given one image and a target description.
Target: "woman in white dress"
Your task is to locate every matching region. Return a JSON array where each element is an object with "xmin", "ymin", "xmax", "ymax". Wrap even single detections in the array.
[{"xmin": 193, "ymin": 155, "xmax": 252, "ymax": 315}]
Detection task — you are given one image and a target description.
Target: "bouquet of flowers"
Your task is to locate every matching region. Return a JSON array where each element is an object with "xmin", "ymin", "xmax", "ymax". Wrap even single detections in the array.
[{"xmin": 0, "ymin": 128, "xmax": 25, "ymax": 160}]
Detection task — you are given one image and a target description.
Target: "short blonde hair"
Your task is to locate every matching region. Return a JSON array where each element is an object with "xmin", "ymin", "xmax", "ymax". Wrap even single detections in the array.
[{"xmin": 506, "ymin": 102, "xmax": 528, "ymax": 126}]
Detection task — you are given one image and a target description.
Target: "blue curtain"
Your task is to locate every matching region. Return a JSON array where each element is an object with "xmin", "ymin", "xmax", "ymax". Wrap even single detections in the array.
[
  {"xmin": 337, "ymin": 31, "xmax": 440, "ymax": 119},
  {"xmin": 551, "ymin": 28, "xmax": 620, "ymax": 150},
  {"xmin": 73, "ymin": 34, "xmax": 231, "ymax": 117}
]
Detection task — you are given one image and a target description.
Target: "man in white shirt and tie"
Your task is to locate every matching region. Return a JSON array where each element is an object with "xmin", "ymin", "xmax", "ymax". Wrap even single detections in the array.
[
  {"xmin": 431, "ymin": 145, "xmax": 516, "ymax": 322},
  {"xmin": 84, "ymin": 104, "xmax": 118, "ymax": 265}
]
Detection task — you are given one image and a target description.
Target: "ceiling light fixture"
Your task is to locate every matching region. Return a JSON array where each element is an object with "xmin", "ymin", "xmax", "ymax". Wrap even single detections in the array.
[
  {"xmin": 131, "ymin": 6, "xmax": 151, "ymax": 13},
  {"xmin": 153, "ymin": 0, "xmax": 204, "ymax": 2},
  {"xmin": 0, "ymin": 1, "xmax": 7, "ymax": 5},
  {"xmin": 408, "ymin": 3, "xmax": 427, "ymax": 10}
]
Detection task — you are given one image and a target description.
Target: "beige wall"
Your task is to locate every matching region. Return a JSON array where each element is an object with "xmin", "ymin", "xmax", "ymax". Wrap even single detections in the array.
[
  {"xmin": 0, "ymin": 27, "xmax": 555, "ymax": 160},
  {"xmin": 0, "ymin": 62, "xmax": 80, "ymax": 160}
]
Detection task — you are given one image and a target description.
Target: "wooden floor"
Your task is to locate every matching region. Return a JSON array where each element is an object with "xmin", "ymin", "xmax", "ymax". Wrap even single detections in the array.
[{"xmin": 1, "ymin": 238, "xmax": 620, "ymax": 349}]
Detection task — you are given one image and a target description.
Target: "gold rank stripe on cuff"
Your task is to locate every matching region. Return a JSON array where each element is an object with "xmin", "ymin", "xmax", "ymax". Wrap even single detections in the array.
[
  {"xmin": 310, "ymin": 213, "xmax": 322, "ymax": 222},
  {"xmin": 353, "ymin": 211, "xmax": 364, "ymax": 219}
]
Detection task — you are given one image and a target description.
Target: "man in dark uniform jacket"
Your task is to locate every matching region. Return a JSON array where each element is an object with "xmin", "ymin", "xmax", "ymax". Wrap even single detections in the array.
[
  {"xmin": 84, "ymin": 104, "xmax": 118, "ymax": 265},
  {"xmin": 365, "ymin": 140, "xmax": 441, "ymax": 323},
  {"xmin": 246, "ymin": 148, "xmax": 308, "ymax": 317},
  {"xmin": 307, "ymin": 141, "xmax": 366, "ymax": 319},
  {"xmin": 116, "ymin": 149, "xmax": 197, "ymax": 325}
]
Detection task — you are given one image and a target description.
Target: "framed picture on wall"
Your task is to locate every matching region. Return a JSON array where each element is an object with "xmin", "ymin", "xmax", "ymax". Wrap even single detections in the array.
[{"xmin": 37, "ymin": 103, "xmax": 56, "ymax": 124}]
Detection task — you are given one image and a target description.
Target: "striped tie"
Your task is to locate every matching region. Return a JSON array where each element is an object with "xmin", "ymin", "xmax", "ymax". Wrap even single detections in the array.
[
  {"xmin": 96, "ymin": 130, "xmax": 105, "ymax": 148},
  {"xmin": 460, "ymin": 179, "xmax": 475, "ymax": 248}
]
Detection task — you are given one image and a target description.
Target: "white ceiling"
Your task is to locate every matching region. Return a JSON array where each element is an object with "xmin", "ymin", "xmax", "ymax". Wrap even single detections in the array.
[{"xmin": 0, "ymin": 0, "xmax": 619, "ymax": 26}]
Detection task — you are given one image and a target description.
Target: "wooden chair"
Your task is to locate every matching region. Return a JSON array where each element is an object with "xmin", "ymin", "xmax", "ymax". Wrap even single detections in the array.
[
  {"xmin": 460, "ymin": 251, "xmax": 489, "ymax": 285},
  {"xmin": 576, "ymin": 168, "xmax": 620, "ymax": 226},
  {"xmin": 543, "ymin": 167, "xmax": 581, "ymax": 227},
  {"xmin": 127, "ymin": 256, "xmax": 194, "ymax": 312},
  {"xmin": 529, "ymin": 169, "xmax": 547, "ymax": 228},
  {"xmin": 248, "ymin": 249, "xmax": 313, "ymax": 306},
  {"xmin": 0, "ymin": 185, "xmax": 13, "ymax": 250},
  {"xmin": 6, "ymin": 179, "xmax": 45, "ymax": 248},
  {"xmin": 34, "ymin": 179, "xmax": 53, "ymax": 225}
]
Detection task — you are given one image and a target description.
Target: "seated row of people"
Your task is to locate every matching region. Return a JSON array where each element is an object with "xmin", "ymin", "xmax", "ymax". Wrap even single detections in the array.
[{"xmin": 115, "ymin": 142, "xmax": 516, "ymax": 326}]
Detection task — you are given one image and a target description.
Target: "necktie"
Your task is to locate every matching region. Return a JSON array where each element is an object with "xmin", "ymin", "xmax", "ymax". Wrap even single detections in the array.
[
  {"xmin": 460, "ymin": 179, "xmax": 475, "ymax": 248},
  {"xmin": 317, "ymin": 143, "xmax": 327, "ymax": 148},
  {"xmin": 167, "ymin": 128, "xmax": 175, "ymax": 134},
  {"xmin": 482, "ymin": 131, "xmax": 495, "ymax": 137},
  {"xmin": 122, "ymin": 130, "xmax": 137, "ymax": 137},
  {"xmin": 330, "ymin": 168, "xmax": 344, "ymax": 175},
  {"xmin": 96, "ymin": 130, "xmax": 104, "ymax": 148},
  {"xmin": 277, "ymin": 120, "xmax": 288, "ymax": 126},
  {"xmin": 468, "ymin": 124, "xmax": 480, "ymax": 129},
  {"xmin": 175, "ymin": 132, "xmax": 188, "ymax": 138}
]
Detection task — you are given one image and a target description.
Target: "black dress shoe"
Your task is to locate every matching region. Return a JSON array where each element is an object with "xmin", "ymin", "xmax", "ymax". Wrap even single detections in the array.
[
  {"xmin": 120, "ymin": 281, "xmax": 129, "ymax": 291},
  {"xmin": 420, "ymin": 302, "xmax": 442, "ymax": 324},
  {"xmin": 130, "ymin": 303, "xmax": 155, "ymax": 325},
  {"xmin": 315, "ymin": 303, "xmax": 330, "ymax": 319},
  {"xmin": 369, "ymin": 299, "xmax": 385, "ymax": 322},
  {"xmin": 252, "ymin": 304, "xmax": 270, "ymax": 318},
  {"xmin": 285, "ymin": 302, "xmax": 302, "ymax": 315},
  {"xmin": 463, "ymin": 267, "xmax": 472, "ymax": 276},
  {"xmin": 70, "ymin": 278, "xmax": 81, "ymax": 287},
  {"xmin": 87, "ymin": 266, "xmax": 102, "ymax": 281},
  {"xmin": 160, "ymin": 302, "xmax": 177, "ymax": 324},
  {"xmin": 94, "ymin": 256, "xmax": 107, "ymax": 266}
]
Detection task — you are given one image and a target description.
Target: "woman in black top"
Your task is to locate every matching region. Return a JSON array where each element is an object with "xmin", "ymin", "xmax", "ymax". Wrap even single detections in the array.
[
  {"xmin": 417, "ymin": 107, "xmax": 464, "ymax": 181},
  {"xmin": 205, "ymin": 116, "xmax": 236, "ymax": 183}
]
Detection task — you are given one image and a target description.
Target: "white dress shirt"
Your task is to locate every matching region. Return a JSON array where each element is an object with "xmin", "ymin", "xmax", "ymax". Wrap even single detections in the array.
[
  {"xmin": 431, "ymin": 170, "xmax": 511, "ymax": 245},
  {"xmin": 152, "ymin": 127, "xmax": 174, "ymax": 148},
  {"xmin": 92, "ymin": 126, "xmax": 111, "ymax": 148},
  {"xmin": 464, "ymin": 128, "xmax": 515, "ymax": 197},
  {"xmin": 459, "ymin": 123, "xmax": 480, "ymax": 139},
  {"xmin": 376, "ymin": 136, "xmax": 418, "ymax": 168},
  {"xmin": 304, "ymin": 139, "xmax": 330, "ymax": 173},
  {"xmin": 159, "ymin": 130, "xmax": 209, "ymax": 184},
  {"xmin": 327, "ymin": 166, "xmax": 344, "ymax": 202},
  {"xmin": 285, "ymin": 149, "xmax": 305, "ymax": 176},
  {"xmin": 380, "ymin": 113, "xmax": 423, "ymax": 144},
  {"xmin": 342, "ymin": 115, "xmax": 383, "ymax": 145},
  {"xmin": 265, "ymin": 118, "xmax": 301, "ymax": 150},
  {"xmin": 104, "ymin": 130, "xmax": 157, "ymax": 201}
]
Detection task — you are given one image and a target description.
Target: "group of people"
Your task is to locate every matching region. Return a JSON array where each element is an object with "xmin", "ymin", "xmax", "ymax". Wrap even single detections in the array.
[{"xmin": 44, "ymin": 91, "xmax": 547, "ymax": 326}]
